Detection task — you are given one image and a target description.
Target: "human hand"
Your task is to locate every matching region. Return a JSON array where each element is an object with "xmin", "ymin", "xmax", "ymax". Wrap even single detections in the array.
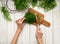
[
  {"xmin": 36, "ymin": 24, "xmax": 43, "ymax": 44},
  {"xmin": 11, "ymin": 18, "xmax": 25, "ymax": 44},
  {"xmin": 16, "ymin": 18, "xmax": 25, "ymax": 31}
]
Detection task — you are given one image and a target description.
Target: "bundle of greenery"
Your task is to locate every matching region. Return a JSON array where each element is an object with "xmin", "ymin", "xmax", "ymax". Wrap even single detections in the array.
[{"xmin": 25, "ymin": 12, "xmax": 36, "ymax": 24}]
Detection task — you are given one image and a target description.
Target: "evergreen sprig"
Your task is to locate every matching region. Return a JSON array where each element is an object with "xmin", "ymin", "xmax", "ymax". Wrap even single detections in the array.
[
  {"xmin": 13, "ymin": 0, "xmax": 57, "ymax": 11},
  {"xmin": 25, "ymin": 12, "xmax": 36, "ymax": 24},
  {"xmin": 39, "ymin": 0, "xmax": 57, "ymax": 11},
  {"xmin": 13, "ymin": 0, "xmax": 30, "ymax": 10},
  {"xmin": 1, "ymin": 6, "xmax": 12, "ymax": 21},
  {"xmin": 32, "ymin": 0, "xmax": 38, "ymax": 7}
]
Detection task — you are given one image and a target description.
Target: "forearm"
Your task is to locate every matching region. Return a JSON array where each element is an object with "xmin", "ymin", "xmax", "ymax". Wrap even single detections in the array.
[
  {"xmin": 11, "ymin": 29, "xmax": 21, "ymax": 44},
  {"xmin": 38, "ymin": 39, "xmax": 44, "ymax": 44}
]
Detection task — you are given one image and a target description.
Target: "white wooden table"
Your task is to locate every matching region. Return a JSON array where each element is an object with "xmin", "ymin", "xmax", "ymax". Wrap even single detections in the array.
[{"xmin": 0, "ymin": 0, "xmax": 60, "ymax": 44}]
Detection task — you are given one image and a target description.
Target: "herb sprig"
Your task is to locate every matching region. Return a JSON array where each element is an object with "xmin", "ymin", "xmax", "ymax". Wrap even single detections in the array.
[
  {"xmin": 1, "ymin": 6, "xmax": 12, "ymax": 21},
  {"xmin": 13, "ymin": 0, "xmax": 57, "ymax": 11}
]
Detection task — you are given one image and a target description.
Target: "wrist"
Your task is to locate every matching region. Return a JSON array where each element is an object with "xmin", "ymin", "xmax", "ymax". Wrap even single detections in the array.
[
  {"xmin": 17, "ymin": 28, "xmax": 22, "ymax": 32},
  {"xmin": 17, "ymin": 27, "xmax": 23, "ymax": 30}
]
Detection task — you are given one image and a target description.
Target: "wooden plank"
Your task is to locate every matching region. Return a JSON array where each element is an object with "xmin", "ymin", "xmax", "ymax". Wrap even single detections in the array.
[
  {"xmin": 22, "ymin": 24, "xmax": 30, "ymax": 44},
  {"xmin": 7, "ymin": 13, "xmax": 15, "ymax": 44},
  {"xmin": 0, "ymin": 2, "xmax": 7, "ymax": 44},
  {"xmin": 44, "ymin": 11, "xmax": 53, "ymax": 44},
  {"xmin": 29, "ymin": 25, "xmax": 37, "ymax": 44},
  {"xmin": 0, "ymin": 10, "xmax": 7, "ymax": 44},
  {"xmin": 53, "ymin": 1, "xmax": 60, "ymax": 44}
]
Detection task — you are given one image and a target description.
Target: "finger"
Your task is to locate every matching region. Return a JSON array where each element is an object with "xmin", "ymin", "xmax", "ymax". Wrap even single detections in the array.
[
  {"xmin": 22, "ymin": 23, "xmax": 25, "ymax": 26},
  {"xmin": 19, "ymin": 18, "xmax": 25, "ymax": 23},
  {"xmin": 17, "ymin": 18, "xmax": 25, "ymax": 24},
  {"xmin": 21, "ymin": 18, "xmax": 25, "ymax": 23},
  {"xmin": 16, "ymin": 19, "xmax": 20, "ymax": 23},
  {"xmin": 18, "ymin": 18, "xmax": 24, "ymax": 22}
]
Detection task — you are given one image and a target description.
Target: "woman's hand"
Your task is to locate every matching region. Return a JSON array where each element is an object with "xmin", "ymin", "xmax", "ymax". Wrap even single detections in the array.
[
  {"xmin": 36, "ymin": 24, "xmax": 43, "ymax": 44},
  {"xmin": 16, "ymin": 18, "xmax": 25, "ymax": 31},
  {"xmin": 11, "ymin": 18, "xmax": 25, "ymax": 44}
]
